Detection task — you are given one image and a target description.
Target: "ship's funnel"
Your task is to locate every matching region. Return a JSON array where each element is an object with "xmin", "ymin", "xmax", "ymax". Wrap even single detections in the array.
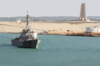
[{"xmin": 78, "ymin": 3, "xmax": 86, "ymax": 21}]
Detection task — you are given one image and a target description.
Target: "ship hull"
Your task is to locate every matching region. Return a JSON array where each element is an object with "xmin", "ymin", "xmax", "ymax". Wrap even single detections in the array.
[{"xmin": 11, "ymin": 39, "xmax": 40, "ymax": 48}]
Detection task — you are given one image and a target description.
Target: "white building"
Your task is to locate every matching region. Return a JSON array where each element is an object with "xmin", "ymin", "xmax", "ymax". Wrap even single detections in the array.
[{"xmin": 85, "ymin": 26, "xmax": 100, "ymax": 33}]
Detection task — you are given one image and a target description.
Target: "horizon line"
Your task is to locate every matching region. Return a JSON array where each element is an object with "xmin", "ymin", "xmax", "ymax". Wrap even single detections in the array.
[{"xmin": 0, "ymin": 16, "xmax": 100, "ymax": 18}]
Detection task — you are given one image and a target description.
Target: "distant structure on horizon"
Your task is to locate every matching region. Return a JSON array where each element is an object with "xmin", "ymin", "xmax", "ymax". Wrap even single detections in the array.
[
  {"xmin": 73, "ymin": 3, "xmax": 91, "ymax": 22},
  {"xmin": 17, "ymin": 19, "xmax": 21, "ymax": 22},
  {"xmin": 78, "ymin": 3, "xmax": 86, "ymax": 21}
]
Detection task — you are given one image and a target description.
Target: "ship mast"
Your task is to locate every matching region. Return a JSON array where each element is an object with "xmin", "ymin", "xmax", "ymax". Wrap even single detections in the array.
[{"xmin": 26, "ymin": 11, "xmax": 30, "ymax": 30}]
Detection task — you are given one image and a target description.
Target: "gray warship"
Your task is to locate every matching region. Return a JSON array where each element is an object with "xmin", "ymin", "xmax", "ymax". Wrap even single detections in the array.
[{"xmin": 11, "ymin": 11, "xmax": 41, "ymax": 48}]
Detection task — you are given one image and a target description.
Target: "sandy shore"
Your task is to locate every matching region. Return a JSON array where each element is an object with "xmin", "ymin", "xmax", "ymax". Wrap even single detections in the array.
[{"xmin": 0, "ymin": 21, "xmax": 100, "ymax": 35}]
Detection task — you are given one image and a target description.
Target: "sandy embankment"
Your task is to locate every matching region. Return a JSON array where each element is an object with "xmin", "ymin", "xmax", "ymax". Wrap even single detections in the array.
[{"xmin": 0, "ymin": 22, "xmax": 100, "ymax": 35}]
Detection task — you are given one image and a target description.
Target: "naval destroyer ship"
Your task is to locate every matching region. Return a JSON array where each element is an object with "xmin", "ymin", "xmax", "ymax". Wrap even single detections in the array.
[{"xmin": 11, "ymin": 11, "xmax": 40, "ymax": 48}]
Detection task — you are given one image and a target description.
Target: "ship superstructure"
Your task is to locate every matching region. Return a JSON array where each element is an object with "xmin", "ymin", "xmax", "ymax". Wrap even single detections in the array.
[{"xmin": 11, "ymin": 11, "xmax": 40, "ymax": 48}]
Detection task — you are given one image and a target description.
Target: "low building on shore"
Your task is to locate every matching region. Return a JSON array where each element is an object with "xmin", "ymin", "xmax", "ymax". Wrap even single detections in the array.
[{"xmin": 85, "ymin": 26, "xmax": 100, "ymax": 33}]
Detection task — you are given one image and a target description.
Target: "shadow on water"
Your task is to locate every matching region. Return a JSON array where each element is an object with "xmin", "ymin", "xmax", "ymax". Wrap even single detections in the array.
[
  {"xmin": 0, "ymin": 44, "xmax": 39, "ymax": 50},
  {"xmin": 18, "ymin": 46, "xmax": 37, "ymax": 49},
  {"xmin": 0, "ymin": 44, "xmax": 17, "ymax": 48}
]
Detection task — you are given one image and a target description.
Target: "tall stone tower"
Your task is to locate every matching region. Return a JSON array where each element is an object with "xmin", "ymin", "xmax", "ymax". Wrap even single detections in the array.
[{"xmin": 78, "ymin": 3, "xmax": 86, "ymax": 21}]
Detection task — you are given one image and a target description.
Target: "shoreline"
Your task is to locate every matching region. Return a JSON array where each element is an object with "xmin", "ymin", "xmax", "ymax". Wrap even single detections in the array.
[
  {"xmin": 0, "ymin": 32, "xmax": 67, "ymax": 36},
  {"xmin": 0, "ymin": 22, "xmax": 100, "ymax": 37},
  {"xmin": 0, "ymin": 31, "xmax": 100, "ymax": 37}
]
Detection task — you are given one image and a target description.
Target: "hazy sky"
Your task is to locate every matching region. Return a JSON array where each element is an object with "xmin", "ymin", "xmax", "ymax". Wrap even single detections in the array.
[{"xmin": 0, "ymin": 0, "xmax": 99, "ymax": 17}]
